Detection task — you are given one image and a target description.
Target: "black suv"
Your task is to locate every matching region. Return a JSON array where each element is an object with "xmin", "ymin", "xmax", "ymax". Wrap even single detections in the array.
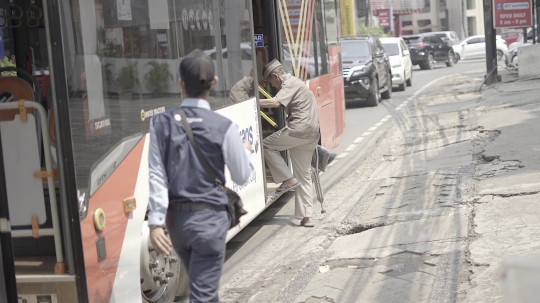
[
  {"xmin": 342, "ymin": 35, "xmax": 392, "ymax": 106},
  {"xmin": 402, "ymin": 33, "xmax": 454, "ymax": 70}
]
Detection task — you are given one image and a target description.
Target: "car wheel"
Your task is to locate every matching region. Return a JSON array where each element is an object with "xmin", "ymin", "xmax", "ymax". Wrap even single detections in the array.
[
  {"xmin": 406, "ymin": 69, "xmax": 412, "ymax": 87},
  {"xmin": 446, "ymin": 51, "xmax": 454, "ymax": 67},
  {"xmin": 424, "ymin": 54, "xmax": 435, "ymax": 70},
  {"xmin": 497, "ymin": 49, "xmax": 504, "ymax": 60},
  {"xmin": 381, "ymin": 74, "xmax": 392, "ymax": 99},
  {"xmin": 453, "ymin": 52, "xmax": 460, "ymax": 63},
  {"xmin": 366, "ymin": 77, "xmax": 380, "ymax": 107}
]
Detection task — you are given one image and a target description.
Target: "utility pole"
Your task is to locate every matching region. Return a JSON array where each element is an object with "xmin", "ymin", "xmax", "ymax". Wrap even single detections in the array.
[
  {"xmin": 389, "ymin": 0, "xmax": 394, "ymax": 36},
  {"xmin": 483, "ymin": 0, "xmax": 498, "ymax": 85}
]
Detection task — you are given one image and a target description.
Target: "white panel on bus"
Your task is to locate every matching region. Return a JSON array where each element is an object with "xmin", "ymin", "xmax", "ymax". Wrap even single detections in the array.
[{"xmin": 0, "ymin": 114, "xmax": 47, "ymax": 226}]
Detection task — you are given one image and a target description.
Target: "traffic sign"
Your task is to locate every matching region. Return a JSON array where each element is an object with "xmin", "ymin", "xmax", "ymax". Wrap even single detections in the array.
[{"xmin": 493, "ymin": 0, "xmax": 532, "ymax": 29}]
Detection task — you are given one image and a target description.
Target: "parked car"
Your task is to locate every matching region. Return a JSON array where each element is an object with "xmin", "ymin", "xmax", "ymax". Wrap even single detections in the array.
[
  {"xmin": 452, "ymin": 35, "xmax": 508, "ymax": 61},
  {"xmin": 499, "ymin": 29, "xmax": 522, "ymax": 45},
  {"xmin": 505, "ymin": 41, "xmax": 533, "ymax": 69},
  {"xmin": 508, "ymin": 27, "xmax": 539, "ymax": 50},
  {"xmin": 402, "ymin": 34, "xmax": 454, "ymax": 70},
  {"xmin": 342, "ymin": 35, "xmax": 392, "ymax": 106},
  {"xmin": 430, "ymin": 31, "xmax": 461, "ymax": 44},
  {"xmin": 380, "ymin": 37, "xmax": 413, "ymax": 91}
]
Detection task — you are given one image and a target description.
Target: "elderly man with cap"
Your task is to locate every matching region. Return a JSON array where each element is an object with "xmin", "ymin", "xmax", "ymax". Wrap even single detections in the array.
[
  {"xmin": 259, "ymin": 59, "xmax": 320, "ymax": 227},
  {"xmin": 147, "ymin": 49, "xmax": 254, "ymax": 303}
]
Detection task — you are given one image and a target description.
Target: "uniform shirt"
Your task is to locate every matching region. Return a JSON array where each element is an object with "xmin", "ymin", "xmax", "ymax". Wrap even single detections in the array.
[
  {"xmin": 148, "ymin": 98, "xmax": 255, "ymax": 226},
  {"xmin": 229, "ymin": 76, "xmax": 254, "ymax": 103},
  {"xmin": 275, "ymin": 73, "xmax": 320, "ymax": 139}
]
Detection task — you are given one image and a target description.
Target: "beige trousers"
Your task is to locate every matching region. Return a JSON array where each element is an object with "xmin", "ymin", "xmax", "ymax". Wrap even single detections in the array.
[{"xmin": 263, "ymin": 128, "xmax": 319, "ymax": 217}]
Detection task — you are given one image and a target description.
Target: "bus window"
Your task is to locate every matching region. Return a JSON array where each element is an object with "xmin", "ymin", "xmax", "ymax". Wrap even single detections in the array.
[
  {"xmin": 278, "ymin": 0, "xmax": 329, "ymax": 80},
  {"xmin": 324, "ymin": 0, "xmax": 340, "ymax": 46},
  {"xmin": 60, "ymin": 0, "xmax": 255, "ymax": 190}
]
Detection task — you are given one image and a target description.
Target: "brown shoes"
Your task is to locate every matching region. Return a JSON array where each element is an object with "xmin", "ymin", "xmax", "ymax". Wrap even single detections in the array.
[{"xmin": 300, "ymin": 217, "xmax": 315, "ymax": 227}]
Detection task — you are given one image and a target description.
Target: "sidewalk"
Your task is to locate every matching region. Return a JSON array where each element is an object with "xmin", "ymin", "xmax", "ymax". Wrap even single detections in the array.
[{"xmin": 291, "ymin": 70, "xmax": 540, "ymax": 303}]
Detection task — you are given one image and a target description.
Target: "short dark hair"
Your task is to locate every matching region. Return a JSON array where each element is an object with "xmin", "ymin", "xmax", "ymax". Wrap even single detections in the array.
[{"xmin": 184, "ymin": 85, "xmax": 211, "ymax": 98}]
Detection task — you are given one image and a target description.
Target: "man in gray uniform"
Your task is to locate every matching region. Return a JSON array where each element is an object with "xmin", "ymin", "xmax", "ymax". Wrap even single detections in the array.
[
  {"xmin": 259, "ymin": 59, "xmax": 320, "ymax": 227},
  {"xmin": 148, "ymin": 49, "xmax": 254, "ymax": 303},
  {"xmin": 229, "ymin": 69, "xmax": 254, "ymax": 103}
]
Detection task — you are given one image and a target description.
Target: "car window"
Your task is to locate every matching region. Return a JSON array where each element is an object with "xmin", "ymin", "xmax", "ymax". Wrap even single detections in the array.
[
  {"xmin": 341, "ymin": 40, "xmax": 371, "ymax": 57},
  {"xmin": 382, "ymin": 43, "xmax": 400, "ymax": 56},
  {"xmin": 434, "ymin": 33, "xmax": 447, "ymax": 39},
  {"xmin": 403, "ymin": 36, "xmax": 422, "ymax": 44},
  {"xmin": 451, "ymin": 32, "xmax": 458, "ymax": 39},
  {"xmin": 432, "ymin": 36, "xmax": 444, "ymax": 44},
  {"xmin": 400, "ymin": 40, "xmax": 408, "ymax": 51},
  {"xmin": 376, "ymin": 40, "xmax": 385, "ymax": 53}
]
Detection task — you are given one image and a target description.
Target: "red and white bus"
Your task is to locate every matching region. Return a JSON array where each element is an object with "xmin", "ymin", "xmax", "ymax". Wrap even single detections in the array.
[{"xmin": 0, "ymin": 0, "xmax": 344, "ymax": 302}]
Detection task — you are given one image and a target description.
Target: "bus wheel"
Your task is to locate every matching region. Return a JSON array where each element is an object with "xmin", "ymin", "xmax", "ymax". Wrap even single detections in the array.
[{"xmin": 141, "ymin": 223, "xmax": 189, "ymax": 303}]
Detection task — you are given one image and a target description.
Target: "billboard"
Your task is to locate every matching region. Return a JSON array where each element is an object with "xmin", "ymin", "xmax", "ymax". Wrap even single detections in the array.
[
  {"xmin": 493, "ymin": 0, "xmax": 533, "ymax": 28},
  {"xmin": 340, "ymin": 0, "xmax": 357, "ymax": 37}
]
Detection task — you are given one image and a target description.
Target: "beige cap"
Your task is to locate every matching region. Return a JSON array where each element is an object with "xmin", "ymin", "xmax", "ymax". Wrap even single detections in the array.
[{"xmin": 262, "ymin": 59, "xmax": 283, "ymax": 80}]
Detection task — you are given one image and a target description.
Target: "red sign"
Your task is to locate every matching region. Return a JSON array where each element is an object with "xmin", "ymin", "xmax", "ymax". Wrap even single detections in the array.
[
  {"xmin": 378, "ymin": 10, "xmax": 390, "ymax": 28},
  {"xmin": 493, "ymin": 0, "xmax": 532, "ymax": 29}
]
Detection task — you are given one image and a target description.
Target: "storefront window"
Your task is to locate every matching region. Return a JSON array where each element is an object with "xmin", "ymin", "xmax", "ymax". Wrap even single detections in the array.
[{"xmin": 61, "ymin": 0, "xmax": 254, "ymax": 189}]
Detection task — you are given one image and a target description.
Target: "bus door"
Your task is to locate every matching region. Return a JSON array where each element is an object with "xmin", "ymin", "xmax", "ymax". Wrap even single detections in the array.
[
  {"xmin": 251, "ymin": 0, "xmax": 344, "ymax": 192},
  {"xmin": 0, "ymin": 0, "xmax": 89, "ymax": 302}
]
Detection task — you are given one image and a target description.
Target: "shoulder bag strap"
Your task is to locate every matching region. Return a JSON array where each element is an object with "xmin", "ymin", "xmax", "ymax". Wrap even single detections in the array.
[{"xmin": 177, "ymin": 107, "xmax": 223, "ymax": 186}]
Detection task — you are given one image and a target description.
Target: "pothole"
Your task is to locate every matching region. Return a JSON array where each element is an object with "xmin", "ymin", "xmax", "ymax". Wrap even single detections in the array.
[{"xmin": 337, "ymin": 221, "xmax": 386, "ymax": 236}]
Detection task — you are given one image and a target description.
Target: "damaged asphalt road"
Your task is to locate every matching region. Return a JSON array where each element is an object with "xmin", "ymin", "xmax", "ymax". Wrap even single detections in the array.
[{"xmin": 219, "ymin": 70, "xmax": 540, "ymax": 303}]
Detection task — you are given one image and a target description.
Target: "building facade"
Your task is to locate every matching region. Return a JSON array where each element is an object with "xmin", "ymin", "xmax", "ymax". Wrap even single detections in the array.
[{"xmin": 371, "ymin": 0, "xmax": 484, "ymax": 39}]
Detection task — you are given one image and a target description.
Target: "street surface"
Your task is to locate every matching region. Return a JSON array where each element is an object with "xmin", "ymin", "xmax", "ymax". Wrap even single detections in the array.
[{"xmin": 219, "ymin": 58, "xmax": 540, "ymax": 303}]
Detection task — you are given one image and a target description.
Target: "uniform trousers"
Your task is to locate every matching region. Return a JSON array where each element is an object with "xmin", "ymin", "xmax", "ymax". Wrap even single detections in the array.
[
  {"xmin": 166, "ymin": 205, "xmax": 229, "ymax": 303},
  {"xmin": 263, "ymin": 127, "xmax": 319, "ymax": 217}
]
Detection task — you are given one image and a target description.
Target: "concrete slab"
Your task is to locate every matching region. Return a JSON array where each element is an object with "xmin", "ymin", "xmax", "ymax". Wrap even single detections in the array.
[
  {"xmin": 470, "ymin": 194, "xmax": 540, "ymax": 266},
  {"xmin": 327, "ymin": 247, "xmax": 405, "ymax": 261},
  {"xmin": 329, "ymin": 216, "xmax": 468, "ymax": 252},
  {"xmin": 397, "ymin": 271, "xmax": 436, "ymax": 286}
]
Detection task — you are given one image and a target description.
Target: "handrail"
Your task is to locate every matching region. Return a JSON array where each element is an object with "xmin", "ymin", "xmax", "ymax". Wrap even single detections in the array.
[{"xmin": 0, "ymin": 100, "xmax": 65, "ymax": 273}]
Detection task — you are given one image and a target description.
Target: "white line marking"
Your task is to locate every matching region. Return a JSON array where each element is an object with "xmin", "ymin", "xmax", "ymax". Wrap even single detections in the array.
[
  {"xmin": 345, "ymin": 144, "xmax": 357, "ymax": 152},
  {"xmin": 336, "ymin": 153, "xmax": 349, "ymax": 159},
  {"xmin": 395, "ymin": 106, "xmax": 403, "ymax": 110},
  {"xmin": 354, "ymin": 137, "xmax": 365, "ymax": 143},
  {"xmin": 327, "ymin": 160, "xmax": 337, "ymax": 167},
  {"xmin": 374, "ymin": 122, "xmax": 383, "ymax": 127},
  {"xmin": 381, "ymin": 115, "xmax": 392, "ymax": 121},
  {"xmin": 368, "ymin": 126, "xmax": 377, "ymax": 131},
  {"xmin": 361, "ymin": 131, "xmax": 372, "ymax": 137}
]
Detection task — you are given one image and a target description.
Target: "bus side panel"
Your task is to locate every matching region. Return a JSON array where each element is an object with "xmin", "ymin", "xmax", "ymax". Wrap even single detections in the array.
[
  {"xmin": 80, "ymin": 137, "xmax": 146, "ymax": 303},
  {"xmin": 329, "ymin": 45, "xmax": 345, "ymax": 148},
  {"xmin": 333, "ymin": 76, "xmax": 345, "ymax": 147},
  {"xmin": 309, "ymin": 74, "xmax": 337, "ymax": 150}
]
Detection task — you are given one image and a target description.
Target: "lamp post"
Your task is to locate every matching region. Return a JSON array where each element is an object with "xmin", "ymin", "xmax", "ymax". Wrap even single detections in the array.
[{"xmin": 389, "ymin": 0, "xmax": 394, "ymax": 36}]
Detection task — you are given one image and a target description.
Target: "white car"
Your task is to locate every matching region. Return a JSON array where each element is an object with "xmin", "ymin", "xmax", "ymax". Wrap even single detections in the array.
[
  {"xmin": 452, "ymin": 35, "xmax": 508, "ymax": 61},
  {"xmin": 380, "ymin": 37, "xmax": 413, "ymax": 91}
]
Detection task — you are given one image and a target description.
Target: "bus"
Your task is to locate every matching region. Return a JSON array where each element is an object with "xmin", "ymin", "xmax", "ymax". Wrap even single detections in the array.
[{"xmin": 0, "ymin": 0, "xmax": 344, "ymax": 302}]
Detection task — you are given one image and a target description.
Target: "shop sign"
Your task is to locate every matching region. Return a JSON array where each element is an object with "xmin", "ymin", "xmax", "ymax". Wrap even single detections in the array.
[
  {"xmin": 378, "ymin": 10, "xmax": 390, "ymax": 28},
  {"xmin": 116, "ymin": 0, "xmax": 132, "ymax": 21},
  {"xmin": 493, "ymin": 0, "xmax": 532, "ymax": 28}
]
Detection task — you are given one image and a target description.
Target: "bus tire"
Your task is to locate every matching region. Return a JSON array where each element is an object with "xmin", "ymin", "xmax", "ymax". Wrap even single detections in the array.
[{"xmin": 141, "ymin": 223, "xmax": 189, "ymax": 303}]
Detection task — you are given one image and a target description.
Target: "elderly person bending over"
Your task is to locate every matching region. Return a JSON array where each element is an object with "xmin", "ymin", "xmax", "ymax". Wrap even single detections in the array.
[{"xmin": 258, "ymin": 59, "xmax": 320, "ymax": 227}]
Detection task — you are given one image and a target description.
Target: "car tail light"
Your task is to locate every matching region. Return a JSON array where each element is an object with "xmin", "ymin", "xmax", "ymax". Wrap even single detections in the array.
[{"xmin": 415, "ymin": 43, "xmax": 427, "ymax": 49}]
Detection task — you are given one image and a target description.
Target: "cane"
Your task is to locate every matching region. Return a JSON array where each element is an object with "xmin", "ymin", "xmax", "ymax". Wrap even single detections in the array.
[{"xmin": 312, "ymin": 149, "xmax": 326, "ymax": 213}]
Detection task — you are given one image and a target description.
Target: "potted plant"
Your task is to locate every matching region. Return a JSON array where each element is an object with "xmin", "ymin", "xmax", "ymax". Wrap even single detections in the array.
[
  {"xmin": 144, "ymin": 61, "xmax": 173, "ymax": 97},
  {"xmin": 116, "ymin": 61, "xmax": 139, "ymax": 100}
]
